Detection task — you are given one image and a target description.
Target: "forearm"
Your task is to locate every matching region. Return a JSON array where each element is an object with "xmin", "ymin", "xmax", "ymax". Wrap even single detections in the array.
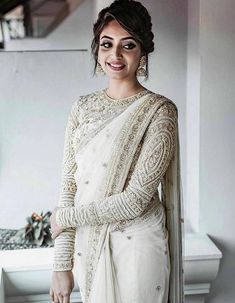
[
  {"xmin": 55, "ymin": 185, "xmax": 149, "ymax": 228},
  {"xmin": 53, "ymin": 228, "xmax": 76, "ymax": 271},
  {"xmin": 53, "ymin": 177, "xmax": 77, "ymax": 270},
  {"xmin": 52, "ymin": 100, "xmax": 80, "ymax": 271}
]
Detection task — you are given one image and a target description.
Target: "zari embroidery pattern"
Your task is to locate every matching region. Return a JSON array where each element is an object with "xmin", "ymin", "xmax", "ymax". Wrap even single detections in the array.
[
  {"xmin": 53, "ymin": 90, "xmax": 178, "ymax": 302},
  {"xmin": 53, "ymin": 90, "xmax": 153, "ymax": 271},
  {"xmin": 83, "ymin": 96, "xmax": 177, "ymax": 303},
  {"xmin": 55, "ymin": 103, "xmax": 177, "ymax": 230},
  {"xmin": 101, "ymin": 88, "xmax": 150, "ymax": 105},
  {"xmin": 73, "ymin": 89, "xmax": 152, "ymax": 154},
  {"xmin": 53, "ymin": 101, "xmax": 81, "ymax": 271},
  {"xmin": 54, "ymin": 95, "xmax": 177, "ymax": 302}
]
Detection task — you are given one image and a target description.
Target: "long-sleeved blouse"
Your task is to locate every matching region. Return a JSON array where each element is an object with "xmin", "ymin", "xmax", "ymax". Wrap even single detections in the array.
[{"xmin": 53, "ymin": 90, "xmax": 177, "ymax": 271}]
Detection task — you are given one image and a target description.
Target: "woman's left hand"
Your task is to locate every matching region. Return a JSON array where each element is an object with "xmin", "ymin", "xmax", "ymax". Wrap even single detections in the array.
[{"xmin": 50, "ymin": 207, "xmax": 64, "ymax": 240}]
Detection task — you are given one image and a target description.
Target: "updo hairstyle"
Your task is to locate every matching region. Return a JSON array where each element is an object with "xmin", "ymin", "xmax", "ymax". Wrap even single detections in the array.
[{"xmin": 91, "ymin": 0, "xmax": 154, "ymax": 79}]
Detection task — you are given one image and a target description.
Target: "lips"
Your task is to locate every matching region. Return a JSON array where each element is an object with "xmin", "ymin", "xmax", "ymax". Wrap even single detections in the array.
[{"xmin": 107, "ymin": 61, "xmax": 126, "ymax": 71}]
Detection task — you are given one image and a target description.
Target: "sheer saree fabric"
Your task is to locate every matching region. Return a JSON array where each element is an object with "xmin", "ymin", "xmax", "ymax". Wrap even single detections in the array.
[{"xmin": 53, "ymin": 91, "xmax": 184, "ymax": 303}]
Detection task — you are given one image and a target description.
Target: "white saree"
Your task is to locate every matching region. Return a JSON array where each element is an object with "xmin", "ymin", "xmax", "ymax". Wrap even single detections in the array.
[{"xmin": 53, "ymin": 89, "xmax": 185, "ymax": 303}]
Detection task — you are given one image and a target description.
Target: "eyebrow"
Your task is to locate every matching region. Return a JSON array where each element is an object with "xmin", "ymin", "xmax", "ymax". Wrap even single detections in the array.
[{"xmin": 100, "ymin": 35, "xmax": 136, "ymax": 41}]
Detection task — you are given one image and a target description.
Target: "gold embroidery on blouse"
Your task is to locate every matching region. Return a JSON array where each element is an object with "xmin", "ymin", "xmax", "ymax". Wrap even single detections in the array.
[
  {"xmin": 53, "ymin": 89, "xmax": 178, "ymax": 294},
  {"xmin": 83, "ymin": 94, "xmax": 177, "ymax": 302}
]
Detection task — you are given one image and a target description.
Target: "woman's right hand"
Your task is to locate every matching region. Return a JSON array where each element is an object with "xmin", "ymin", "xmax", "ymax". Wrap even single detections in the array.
[{"xmin": 50, "ymin": 271, "xmax": 74, "ymax": 303}]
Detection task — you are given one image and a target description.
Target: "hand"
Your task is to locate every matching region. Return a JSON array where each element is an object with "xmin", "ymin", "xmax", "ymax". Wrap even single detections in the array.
[
  {"xmin": 50, "ymin": 271, "xmax": 74, "ymax": 303},
  {"xmin": 50, "ymin": 207, "xmax": 64, "ymax": 240}
]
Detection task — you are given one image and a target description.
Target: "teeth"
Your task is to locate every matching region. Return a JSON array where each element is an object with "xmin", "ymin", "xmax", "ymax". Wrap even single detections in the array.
[{"xmin": 110, "ymin": 63, "xmax": 124, "ymax": 67}]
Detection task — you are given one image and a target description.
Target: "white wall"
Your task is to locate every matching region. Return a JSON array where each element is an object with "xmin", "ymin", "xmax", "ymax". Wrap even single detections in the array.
[
  {"xmin": 198, "ymin": 0, "xmax": 235, "ymax": 302},
  {"xmin": 0, "ymin": 0, "xmax": 187, "ymax": 229},
  {"xmin": 0, "ymin": 50, "xmax": 107, "ymax": 229},
  {"xmin": 186, "ymin": 0, "xmax": 235, "ymax": 302},
  {"xmin": 186, "ymin": 0, "xmax": 201, "ymax": 232}
]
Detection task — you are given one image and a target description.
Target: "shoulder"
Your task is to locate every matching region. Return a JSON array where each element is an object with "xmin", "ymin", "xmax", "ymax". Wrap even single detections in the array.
[
  {"xmin": 68, "ymin": 90, "xmax": 101, "ymax": 117},
  {"xmin": 150, "ymin": 92, "xmax": 178, "ymax": 118},
  {"xmin": 151, "ymin": 92, "xmax": 178, "ymax": 111},
  {"xmin": 75, "ymin": 90, "xmax": 102, "ymax": 108}
]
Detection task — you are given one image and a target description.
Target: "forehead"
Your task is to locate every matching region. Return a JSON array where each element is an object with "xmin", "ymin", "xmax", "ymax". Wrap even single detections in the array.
[{"xmin": 100, "ymin": 19, "xmax": 133, "ymax": 38}]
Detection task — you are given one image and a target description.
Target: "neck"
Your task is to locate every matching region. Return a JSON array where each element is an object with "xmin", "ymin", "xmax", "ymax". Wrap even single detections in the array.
[{"xmin": 106, "ymin": 79, "xmax": 146, "ymax": 99}]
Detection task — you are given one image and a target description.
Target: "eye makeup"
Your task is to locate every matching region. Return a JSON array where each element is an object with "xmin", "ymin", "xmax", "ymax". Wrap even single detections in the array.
[
  {"xmin": 123, "ymin": 42, "xmax": 136, "ymax": 49},
  {"xmin": 100, "ymin": 41, "xmax": 112, "ymax": 48},
  {"xmin": 99, "ymin": 40, "xmax": 137, "ymax": 50}
]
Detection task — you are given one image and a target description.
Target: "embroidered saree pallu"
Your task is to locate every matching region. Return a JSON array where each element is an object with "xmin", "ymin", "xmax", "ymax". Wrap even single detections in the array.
[{"xmin": 54, "ymin": 90, "xmax": 185, "ymax": 303}]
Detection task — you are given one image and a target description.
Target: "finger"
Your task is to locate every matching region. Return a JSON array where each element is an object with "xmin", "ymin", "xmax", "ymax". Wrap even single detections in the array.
[
  {"xmin": 54, "ymin": 293, "xmax": 63, "ymax": 303},
  {"xmin": 52, "ymin": 232, "xmax": 59, "ymax": 240},
  {"xmin": 52, "ymin": 229, "xmax": 63, "ymax": 240},
  {"xmin": 63, "ymin": 294, "xmax": 70, "ymax": 303},
  {"xmin": 50, "ymin": 216, "xmax": 54, "ymax": 227},
  {"xmin": 49, "ymin": 287, "xmax": 54, "ymax": 302},
  {"xmin": 53, "ymin": 293, "xmax": 60, "ymax": 303},
  {"xmin": 51, "ymin": 229, "xmax": 60, "ymax": 240}
]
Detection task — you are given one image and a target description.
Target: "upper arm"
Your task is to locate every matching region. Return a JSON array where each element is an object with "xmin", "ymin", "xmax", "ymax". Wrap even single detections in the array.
[
  {"xmin": 126, "ymin": 100, "xmax": 178, "ymax": 200},
  {"xmin": 59, "ymin": 100, "xmax": 81, "ymax": 207}
]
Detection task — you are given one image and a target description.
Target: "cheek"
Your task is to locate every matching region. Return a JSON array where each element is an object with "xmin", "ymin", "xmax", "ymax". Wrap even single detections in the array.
[
  {"xmin": 129, "ymin": 49, "xmax": 141, "ymax": 63},
  {"xmin": 98, "ymin": 47, "xmax": 104, "ymax": 58},
  {"xmin": 97, "ymin": 49, "xmax": 102, "ymax": 60},
  {"xmin": 98, "ymin": 49, "xmax": 108, "ymax": 64},
  {"xmin": 130, "ymin": 54, "xmax": 141, "ymax": 69}
]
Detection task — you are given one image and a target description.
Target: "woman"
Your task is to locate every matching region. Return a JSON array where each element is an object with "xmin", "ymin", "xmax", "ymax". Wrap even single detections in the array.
[{"xmin": 49, "ymin": 1, "xmax": 184, "ymax": 303}]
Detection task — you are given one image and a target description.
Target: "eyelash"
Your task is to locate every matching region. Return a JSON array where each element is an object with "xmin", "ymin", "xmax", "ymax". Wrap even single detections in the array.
[{"xmin": 100, "ymin": 42, "xmax": 136, "ymax": 50}]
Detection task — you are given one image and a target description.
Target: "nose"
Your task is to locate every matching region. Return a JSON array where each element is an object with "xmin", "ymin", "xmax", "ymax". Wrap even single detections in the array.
[{"xmin": 112, "ymin": 44, "xmax": 122, "ymax": 59}]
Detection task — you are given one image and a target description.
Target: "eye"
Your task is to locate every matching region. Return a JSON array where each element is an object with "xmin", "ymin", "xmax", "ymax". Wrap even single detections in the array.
[
  {"xmin": 100, "ymin": 41, "xmax": 112, "ymax": 48},
  {"xmin": 123, "ymin": 42, "xmax": 136, "ymax": 50}
]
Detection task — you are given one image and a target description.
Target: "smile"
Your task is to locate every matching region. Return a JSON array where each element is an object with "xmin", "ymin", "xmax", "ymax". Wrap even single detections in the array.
[{"xmin": 107, "ymin": 62, "xmax": 126, "ymax": 71}]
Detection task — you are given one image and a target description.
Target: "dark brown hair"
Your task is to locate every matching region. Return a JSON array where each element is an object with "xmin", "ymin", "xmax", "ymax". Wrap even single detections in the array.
[{"xmin": 91, "ymin": 0, "xmax": 154, "ymax": 80}]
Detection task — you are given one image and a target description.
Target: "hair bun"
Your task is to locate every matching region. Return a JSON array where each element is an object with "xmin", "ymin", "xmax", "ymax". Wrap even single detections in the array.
[{"xmin": 91, "ymin": 0, "xmax": 155, "ymax": 79}]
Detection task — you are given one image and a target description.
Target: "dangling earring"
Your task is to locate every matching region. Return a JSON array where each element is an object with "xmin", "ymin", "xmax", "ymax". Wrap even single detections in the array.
[
  {"xmin": 96, "ymin": 61, "xmax": 105, "ymax": 75},
  {"xmin": 137, "ymin": 56, "xmax": 147, "ymax": 77}
]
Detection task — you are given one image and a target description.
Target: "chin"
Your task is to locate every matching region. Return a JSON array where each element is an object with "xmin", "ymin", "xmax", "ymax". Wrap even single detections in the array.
[
  {"xmin": 108, "ymin": 75, "xmax": 127, "ymax": 80},
  {"xmin": 106, "ymin": 71, "xmax": 133, "ymax": 81}
]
